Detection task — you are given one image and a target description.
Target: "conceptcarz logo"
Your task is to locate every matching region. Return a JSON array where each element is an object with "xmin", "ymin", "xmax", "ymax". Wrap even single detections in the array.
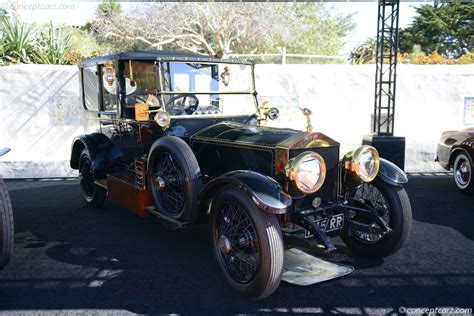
[
  {"xmin": 25, "ymin": 0, "xmax": 471, "ymax": 2},
  {"xmin": 10, "ymin": 3, "xmax": 75, "ymax": 11}
]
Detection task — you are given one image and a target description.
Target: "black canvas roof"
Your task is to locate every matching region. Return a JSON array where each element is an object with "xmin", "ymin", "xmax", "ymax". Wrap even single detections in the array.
[{"xmin": 79, "ymin": 50, "xmax": 252, "ymax": 67}]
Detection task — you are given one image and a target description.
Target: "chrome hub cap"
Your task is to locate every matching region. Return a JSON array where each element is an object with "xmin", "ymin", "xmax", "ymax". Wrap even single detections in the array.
[
  {"xmin": 155, "ymin": 176, "xmax": 166, "ymax": 191},
  {"xmin": 218, "ymin": 235, "xmax": 232, "ymax": 254},
  {"xmin": 456, "ymin": 161, "xmax": 470, "ymax": 186}
]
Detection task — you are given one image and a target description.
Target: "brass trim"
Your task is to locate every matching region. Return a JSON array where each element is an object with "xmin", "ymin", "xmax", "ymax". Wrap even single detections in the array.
[
  {"xmin": 343, "ymin": 145, "xmax": 380, "ymax": 183},
  {"xmin": 301, "ymin": 108, "xmax": 313, "ymax": 133},
  {"xmin": 159, "ymin": 91, "xmax": 255, "ymax": 95},
  {"xmin": 156, "ymin": 62, "xmax": 166, "ymax": 108},
  {"xmin": 192, "ymin": 136, "xmax": 275, "ymax": 151},
  {"xmin": 274, "ymin": 146, "xmax": 289, "ymax": 176},
  {"xmin": 277, "ymin": 131, "xmax": 339, "ymax": 150},
  {"xmin": 285, "ymin": 151, "xmax": 327, "ymax": 194},
  {"xmin": 154, "ymin": 110, "xmax": 171, "ymax": 129}
]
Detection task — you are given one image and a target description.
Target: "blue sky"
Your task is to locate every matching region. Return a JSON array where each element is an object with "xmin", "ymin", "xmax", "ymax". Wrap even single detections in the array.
[{"xmin": 1, "ymin": 1, "xmax": 428, "ymax": 56}]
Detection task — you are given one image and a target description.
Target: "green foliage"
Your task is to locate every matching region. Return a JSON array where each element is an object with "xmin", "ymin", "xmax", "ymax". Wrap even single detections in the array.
[
  {"xmin": 399, "ymin": 2, "xmax": 474, "ymax": 58},
  {"xmin": 97, "ymin": 0, "xmax": 121, "ymax": 16},
  {"xmin": 67, "ymin": 27, "xmax": 109, "ymax": 59},
  {"xmin": 239, "ymin": 3, "xmax": 354, "ymax": 57},
  {"xmin": 1, "ymin": 19, "xmax": 40, "ymax": 63},
  {"xmin": 36, "ymin": 23, "xmax": 71, "ymax": 65},
  {"xmin": 273, "ymin": 3, "xmax": 354, "ymax": 56},
  {"xmin": 349, "ymin": 38, "xmax": 377, "ymax": 64},
  {"xmin": 91, "ymin": 2, "xmax": 353, "ymax": 61},
  {"xmin": 0, "ymin": 18, "xmax": 73, "ymax": 65},
  {"xmin": 0, "ymin": 7, "xmax": 7, "ymax": 20}
]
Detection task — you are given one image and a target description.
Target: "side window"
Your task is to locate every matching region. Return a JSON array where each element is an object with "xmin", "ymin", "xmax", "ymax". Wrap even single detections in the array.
[
  {"xmin": 100, "ymin": 64, "xmax": 118, "ymax": 111},
  {"xmin": 82, "ymin": 66, "xmax": 99, "ymax": 111},
  {"xmin": 123, "ymin": 60, "xmax": 159, "ymax": 108}
]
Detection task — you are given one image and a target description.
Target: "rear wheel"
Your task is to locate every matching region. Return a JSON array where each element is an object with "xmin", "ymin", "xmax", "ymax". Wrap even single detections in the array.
[
  {"xmin": 209, "ymin": 187, "xmax": 283, "ymax": 300},
  {"xmin": 78, "ymin": 148, "xmax": 106, "ymax": 208},
  {"xmin": 341, "ymin": 179, "xmax": 412, "ymax": 258},
  {"xmin": 453, "ymin": 152, "xmax": 474, "ymax": 193},
  {"xmin": 0, "ymin": 178, "xmax": 14, "ymax": 269}
]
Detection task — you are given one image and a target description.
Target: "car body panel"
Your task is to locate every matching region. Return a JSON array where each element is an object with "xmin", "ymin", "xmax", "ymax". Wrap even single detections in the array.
[
  {"xmin": 378, "ymin": 158, "xmax": 409, "ymax": 187},
  {"xmin": 70, "ymin": 133, "xmax": 123, "ymax": 170},
  {"xmin": 436, "ymin": 128, "xmax": 474, "ymax": 170},
  {"xmin": 199, "ymin": 170, "xmax": 292, "ymax": 214}
]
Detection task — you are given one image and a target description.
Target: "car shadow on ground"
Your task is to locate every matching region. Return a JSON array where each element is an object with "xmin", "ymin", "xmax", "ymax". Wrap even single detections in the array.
[
  {"xmin": 0, "ymin": 181, "xmax": 473, "ymax": 314},
  {"xmin": 406, "ymin": 176, "xmax": 474, "ymax": 241}
]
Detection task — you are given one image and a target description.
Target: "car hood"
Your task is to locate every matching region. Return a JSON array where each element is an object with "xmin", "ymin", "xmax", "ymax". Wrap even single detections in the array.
[{"xmin": 191, "ymin": 122, "xmax": 339, "ymax": 150}]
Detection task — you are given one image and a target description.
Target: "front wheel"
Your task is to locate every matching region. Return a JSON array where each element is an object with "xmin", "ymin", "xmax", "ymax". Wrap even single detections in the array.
[
  {"xmin": 341, "ymin": 178, "xmax": 412, "ymax": 258},
  {"xmin": 209, "ymin": 187, "xmax": 284, "ymax": 300}
]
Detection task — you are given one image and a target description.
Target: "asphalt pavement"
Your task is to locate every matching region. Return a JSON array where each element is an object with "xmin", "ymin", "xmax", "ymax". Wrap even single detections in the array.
[{"xmin": 0, "ymin": 176, "xmax": 473, "ymax": 315}]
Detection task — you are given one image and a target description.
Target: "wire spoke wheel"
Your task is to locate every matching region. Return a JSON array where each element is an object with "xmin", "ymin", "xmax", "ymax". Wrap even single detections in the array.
[
  {"xmin": 342, "ymin": 179, "xmax": 412, "ymax": 258},
  {"xmin": 209, "ymin": 187, "xmax": 283, "ymax": 300},
  {"xmin": 352, "ymin": 183, "xmax": 391, "ymax": 243},
  {"xmin": 152, "ymin": 152, "xmax": 186, "ymax": 214},
  {"xmin": 215, "ymin": 203, "xmax": 259, "ymax": 284},
  {"xmin": 147, "ymin": 137, "xmax": 201, "ymax": 222}
]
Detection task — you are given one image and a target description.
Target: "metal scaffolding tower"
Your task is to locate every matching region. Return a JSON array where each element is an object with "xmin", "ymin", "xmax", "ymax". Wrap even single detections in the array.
[{"xmin": 373, "ymin": 0, "xmax": 400, "ymax": 136}]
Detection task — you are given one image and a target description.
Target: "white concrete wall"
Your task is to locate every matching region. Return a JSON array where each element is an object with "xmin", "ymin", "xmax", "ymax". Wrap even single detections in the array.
[
  {"xmin": 257, "ymin": 64, "xmax": 474, "ymax": 173},
  {"xmin": 0, "ymin": 64, "xmax": 473, "ymax": 178},
  {"xmin": 0, "ymin": 65, "xmax": 82, "ymax": 178}
]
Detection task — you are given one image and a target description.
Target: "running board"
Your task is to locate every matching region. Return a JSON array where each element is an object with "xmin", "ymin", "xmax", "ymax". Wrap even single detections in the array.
[
  {"xmin": 282, "ymin": 248, "xmax": 354, "ymax": 286},
  {"xmin": 145, "ymin": 206, "xmax": 188, "ymax": 229},
  {"xmin": 94, "ymin": 179, "xmax": 108, "ymax": 189}
]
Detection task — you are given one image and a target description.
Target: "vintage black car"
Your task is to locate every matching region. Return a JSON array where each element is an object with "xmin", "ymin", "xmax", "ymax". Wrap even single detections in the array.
[
  {"xmin": 436, "ymin": 127, "xmax": 474, "ymax": 193},
  {"xmin": 70, "ymin": 51, "xmax": 412, "ymax": 300}
]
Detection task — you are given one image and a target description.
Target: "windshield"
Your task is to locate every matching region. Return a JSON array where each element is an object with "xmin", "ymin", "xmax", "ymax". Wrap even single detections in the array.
[{"xmin": 159, "ymin": 62, "xmax": 257, "ymax": 117}]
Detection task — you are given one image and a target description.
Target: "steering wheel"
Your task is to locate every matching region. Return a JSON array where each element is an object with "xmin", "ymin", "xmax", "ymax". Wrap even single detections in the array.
[{"xmin": 164, "ymin": 94, "xmax": 199, "ymax": 115}]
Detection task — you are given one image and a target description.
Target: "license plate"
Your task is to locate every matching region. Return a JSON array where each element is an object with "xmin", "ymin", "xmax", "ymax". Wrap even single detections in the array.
[{"xmin": 305, "ymin": 214, "xmax": 344, "ymax": 238}]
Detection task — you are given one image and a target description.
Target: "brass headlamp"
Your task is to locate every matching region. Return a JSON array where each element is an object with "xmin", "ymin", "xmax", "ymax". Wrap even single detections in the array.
[
  {"xmin": 285, "ymin": 151, "xmax": 326, "ymax": 194},
  {"xmin": 343, "ymin": 145, "xmax": 380, "ymax": 183}
]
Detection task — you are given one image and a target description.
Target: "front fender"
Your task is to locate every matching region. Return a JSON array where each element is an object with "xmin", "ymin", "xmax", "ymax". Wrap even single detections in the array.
[
  {"xmin": 377, "ymin": 158, "xmax": 408, "ymax": 187},
  {"xmin": 200, "ymin": 170, "xmax": 292, "ymax": 214},
  {"xmin": 70, "ymin": 133, "xmax": 123, "ymax": 170}
]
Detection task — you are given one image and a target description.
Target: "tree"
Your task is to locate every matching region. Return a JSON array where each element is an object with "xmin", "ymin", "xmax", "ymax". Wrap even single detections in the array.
[
  {"xmin": 399, "ymin": 2, "xmax": 474, "ymax": 58},
  {"xmin": 271, "ymin": 3, "xmax": 354, "ymax": 56},
  {"xmin": 97, "ymin": 0, "xmax": 121, "ymax": 16},
  {"xmin": 349, "ymin": 38, "xmax": 377, "ymax": 64},
  {"xmin": 91, "ymin": 3, "xmax": 353, "ymax": 57},
  {"xmin": 0, "ymin": 7, "xmax": 7, "ymax": 19}
]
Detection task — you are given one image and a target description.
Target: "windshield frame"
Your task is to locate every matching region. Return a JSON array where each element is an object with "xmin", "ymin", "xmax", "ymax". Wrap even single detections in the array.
[{"xmin": 156, "ymin": 61, "xmax": 259, "ymax": 118}]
